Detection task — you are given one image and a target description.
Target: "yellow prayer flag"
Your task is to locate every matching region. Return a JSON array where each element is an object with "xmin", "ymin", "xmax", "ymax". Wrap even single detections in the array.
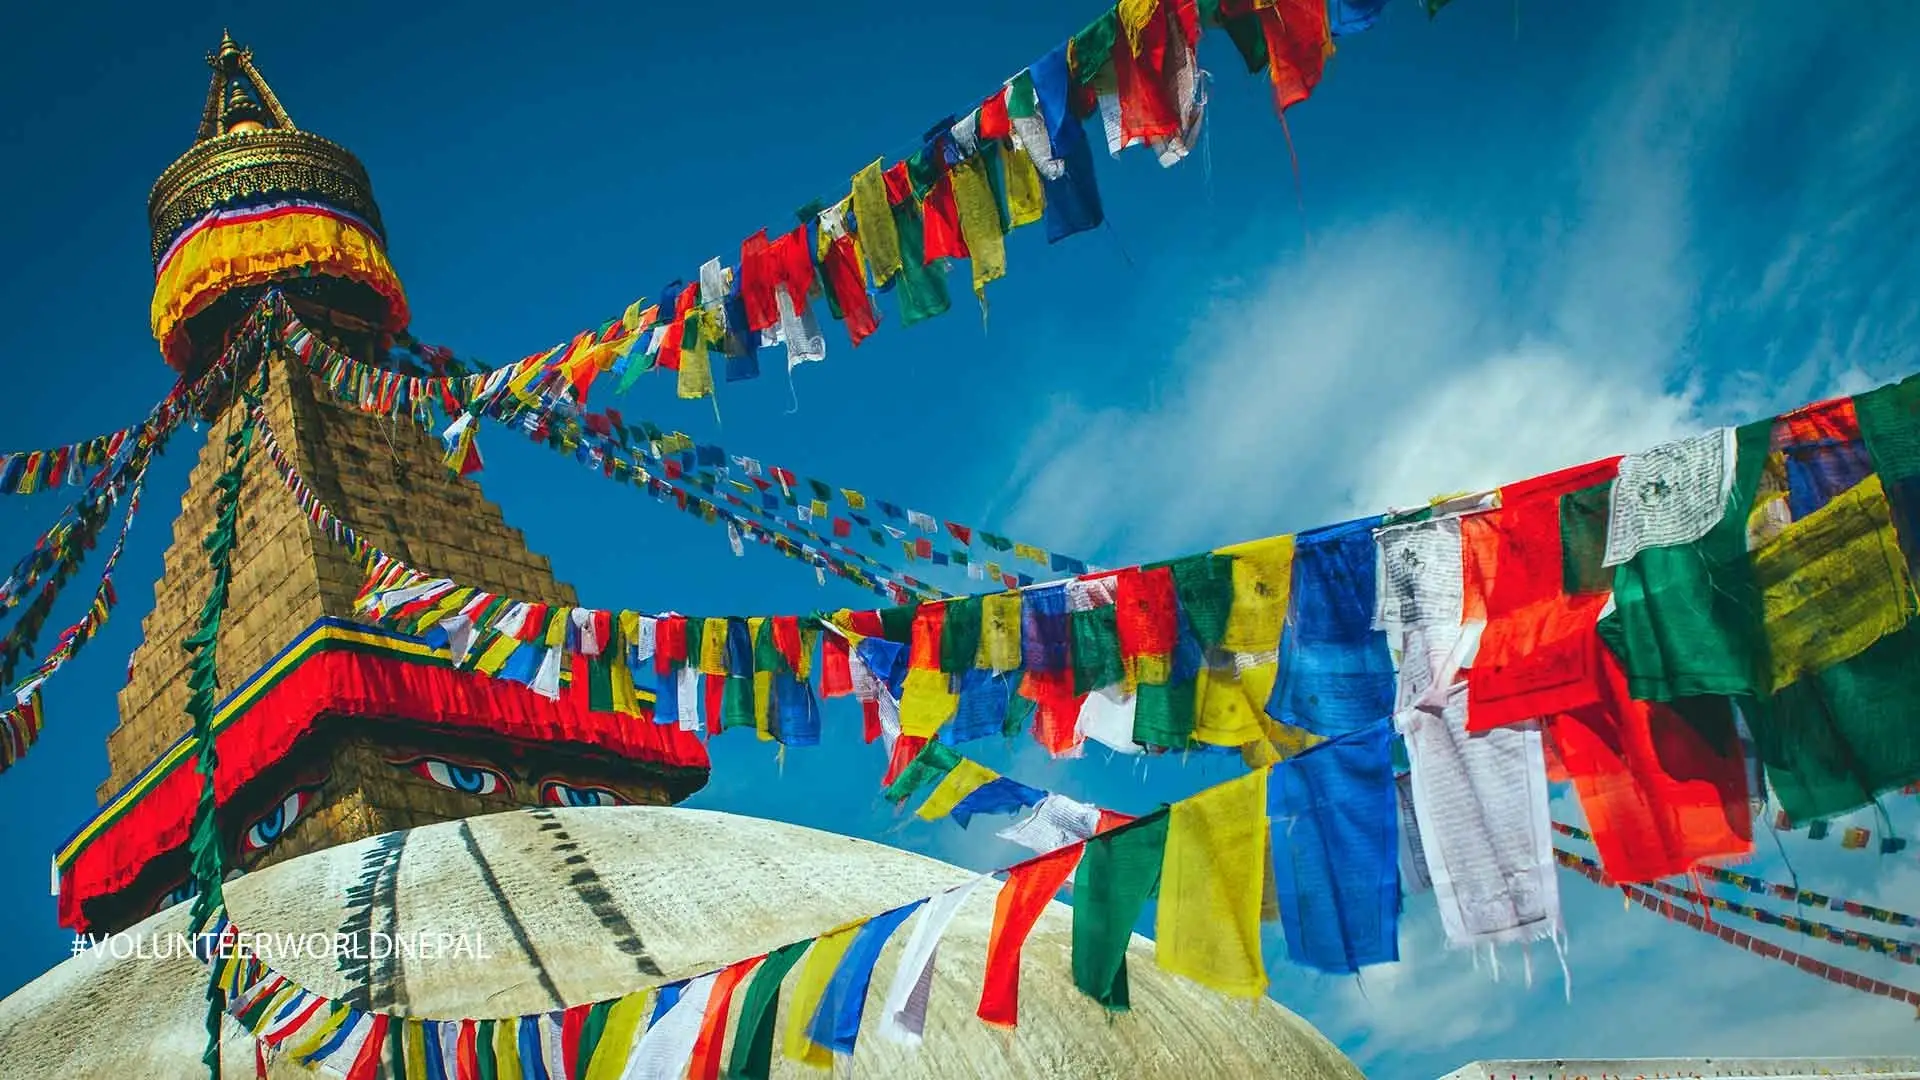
[
  {"xmin": 951, "ymin": 154, "xmax": 1007, "ymax": 300},
  {"xmin": 784, "ymin": 924, "xmax": 861, "ymax": 1067},
  {"xmin": 404, "ymin": 1020, "xmax": 430, "ymax": 1080},
  {"xmin": 610, "ymin": 655, "xmax": 641, "ymax": 717},
  {"xmin": 700, "ymin": 618, "xmax": 732, "ymax": 676},
  {"xmin": 852, "ymin": 160, "xmax": 904, "ymax": 287},
  {"xmin": 976, "ymin": 592, "xmax": 1024, "ymax": 672},
  {"xmin": 1117, "ymin": 0, "xmax": 1157, "ymax": 50},
  {"xmin": 677, "ymin": 343, "xmax": 714, "ymax": 401},
  {"xmin": 1013, "ymin": 542, "xmax": 1047, "ymax": 564},
  {"xmin": 797, "ymin": 626, "xmax": 818, "ymax": 680},
  {"xmin": 842, "ymin": 489, "xmax": 868, "ymax": 510},
  {"xmin": 585, "ymin": 991, "xmax": 654, "ymax": 1080},
  {"xmin": 1003, "ymin": 145, "xmax": 1046, "ymax": 228},
  {"xmin": 545, "ymin": 609, "xmax": 570, "ymax": 649},
  {"xmin": 1216, "ymin": 535, "xmax": 1295, "ymax": 654},
  {"xmin": 494, "ymin": 1015, "xmax": 524, "ymax": 1080},
  {"xmin": 1191, "ymin": 665, "xmax": 1267, "ymax": 748},
  {"xmin": 899, "ymin": 668, "xmax": 960, "ymax": 739},
  {"xmin": 1754, "ymin": 473, "xmax": 1915, "ymax": 690},
  {"xmin": 916, "ymin": 758, "xmax": 1000, "ymax": 820},
  {"xmin": 285, "ymin": 1006, "xmax": 348, "ymax": 1062},
  {"xmin": 1156, "ymin": 769, "xmax": 1270, "ymax": 999}
]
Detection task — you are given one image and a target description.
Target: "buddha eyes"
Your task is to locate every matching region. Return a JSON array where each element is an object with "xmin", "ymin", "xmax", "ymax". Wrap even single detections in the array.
[
  {"xmin": 538, "ymin": 781, "xmax": 625, "ymax": 808},
  {"xmin": 152, "ymin": 879, "xmax": 200, "ymax": 915},
  {"xmin": 395, "ymin": 756, "xmax": 510, "ymax": 797},
  {"xmin": 241, "ymin": 785, "xmax": 321, "ymax": 853}
]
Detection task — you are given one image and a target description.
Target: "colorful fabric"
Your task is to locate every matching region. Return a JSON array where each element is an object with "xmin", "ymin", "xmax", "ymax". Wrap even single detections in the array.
[
  {"xmin": 1463, "ymin": 458, "xmax": 1620, "ymax": 731},
  {"xmin": 686, "ymin": 958, "xmax": 756, "ymax": 1080},
  {"xmin": 152, "ymin": 203, "xmax": 408, "ymax": 368},
  {"xmin": 628, "ymin": 973, "xmax": 714, "ymax": 1080},
  {"xmin": 811, "ymin": 901, "xmax": 925, "ymax": 1054},
  {"xmin": 1759, "ymin": 620, "xmax": 1920, "ymax": 823},
  {"xmin": 783, "ymin": 924, "xmax": 858, "ymax": 1067},
  {"xmin": 1604, "ymin": 429, "xmax": 1736, "ymax": 567},
  {"xmin": 724, "ymin": 941, "xmax": 810, "ymax": 1080},
  {"xmin": 1549, "ymin": 648, "xmax": 1752, "ymax": 884},
  {"xmin": 948, "ymin": 775, "xmax": 1049, "ymax": 828},
  {"xmin": 879, "ymin": 877, "xmax": 984, "ymax": 1046},
  {"xmin": 1156, "ymin": 769, "xmax": 1271, "ymax": 998},
  {"xmin": 851, "ymin": 159, "xmax": 904, "ymax": 287},
  {"xmin": 1399, "ymin": 684, "xmax": 1561, "ymax": 948},
  {"xmin": 1269, "ymin": 721, "xmax": 1400, "ymax": 972},
  {"xmin": 1257, "ymin": 0, "xmax": 1332, "ymax": 112},
  {"xmin": 1072, "ymin": 808, "xmax": 1169, "ymax": 1010},
  {"xmin": 977, "ymin": 592, "xmax": 1024, "ymax": 672},
  {"xmin": 979, "ymin": 841, "xmax": 1085, "ymax": 1026},
  {"xmin": 1269, "ymin": 517, "xmax": 1396, "ymax": 737},
  {"xmin": 1752, "ymin": 473, "xmax": 1913, "ymax": 690},
  {"xmin": 1598, "ymin": 420, "xmax": 1775, "ymax": 703},
  {"xmin": 889, "ymin": 200, "xmax": 953, "ymax": 327},
  {"xmin": 916, "ymin": 758, "xmax": 1000, "ymax": 820}
]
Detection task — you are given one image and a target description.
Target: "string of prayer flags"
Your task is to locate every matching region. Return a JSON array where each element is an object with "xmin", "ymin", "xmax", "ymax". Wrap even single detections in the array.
[
  {"xmin": 1763, "ymin": 810, "xmax": 1911, "ymax": 856},
  {"xmin": 0, "ymin": 428, "xmax": 126, "ymax": 496},
  {"xmin": 1555, "ymin": 847, "xmax": 1920, "ymax": 1010},
  {"xmin": 1552, "ymin": 848, "xmax": 1917, "ymax": 965},
  {"xmin": 725, "ymin": 941, "xmax": 810, "ymax": 1080},
  {"xmin": 1552, "ymin": 821, "xmax": 1920, "ymax": 928}
]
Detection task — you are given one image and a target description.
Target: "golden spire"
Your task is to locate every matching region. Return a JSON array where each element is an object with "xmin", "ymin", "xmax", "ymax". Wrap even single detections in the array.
[{"xmin": 195, "ymin": 30, "xmax": 295, "ymax": 141}]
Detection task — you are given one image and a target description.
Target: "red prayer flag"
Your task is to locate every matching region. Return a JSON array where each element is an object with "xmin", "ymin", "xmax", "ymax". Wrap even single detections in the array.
[
  {"xmin": 821, "ymin": 632, "xmax": 854, "ymax": 699},
  {"xmin": 1115, "ymin": 1, "xmax": 1182, "ymax": 144},
  {"xmin": 560, "ymin": 1004, "xmax": 590, "ymax": 1076},
  {"xmin": 909, "ymin": 604, "xmax": 946, "ymax": 671},
  {"xmin": 1114, "ymin": 566, "xmax": 1179, "ymax": 666},
  {"xmin": 884, "ymin": 734, "xmax": 929, "ymax": 787},
  {"xmin": 920, "ymin": 174, "xmax": 970, "ymax": 262},
  {"xmin": 1464, "ymin": 457, "xmax": 1622, "ymax": 731},
  {"xmin": 823, "ymin": 233, "xmax": 879, "ymax": 346},
  {"xmin": 979, "ymin": 91, "xmax": 1012, "ymax": 141},
  {"xmin": 455, "ymin": 1019, "xmax": 479, "ymax": 1080},
  {"xmin": 979, "ymin": 842, "xmax": 1086, "ymax": 1027},
  {"xmin": 1548, "ymin": 647, "xmax": 1752, "ymax": 883},
  {"xmin": 687, "ymin": 957, "xmax": 760, "ymax": 1080},
  {"xmin": 1257, "ymin": 0, "xmax": 1330, "ymax": 113},
  {"xmin": 1773, "ymin": 395, "xmax": 1861, "ymax": 449},
  {"xmin": 883, "ymin": 162, "xmax": 914, "ymax": 205},
  {"xmin": 655, "ymin": 616, "xmax": 689, "ymax": 675}
]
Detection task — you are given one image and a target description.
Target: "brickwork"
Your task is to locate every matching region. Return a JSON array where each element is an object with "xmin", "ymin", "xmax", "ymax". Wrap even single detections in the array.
[{"xmin": 101, "ymin": 346, "xmax": 578, "ymax": 803}]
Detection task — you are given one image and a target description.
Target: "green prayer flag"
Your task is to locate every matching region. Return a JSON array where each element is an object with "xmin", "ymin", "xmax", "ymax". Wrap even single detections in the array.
[
  {"xmin": 753, "ymin": 618, "xmax": 783, "ymax": 674},
  {"xmin": 1005, "ymin": 692, "xmax": 1037, "ymax": 739},
  {"xmin": 1071, "ymin": 605, "xmax": 1126, "ymax": 695},
  {"xmin": 1132, "ymin": 676, "xmax": 1196, "ymax": 749},
  {"xmin": 1071, "ymin": 12, "xmax": 1120, "ymax": 84},
  {"xmin": 891, "ymin": 202, "xmax": 952, "ymax": 327},
  {"xmin": 1758, "ymin": 622, "xmax": 1920, "ymax": 823},
  {"xmin": 881, "ymin": 740, "xmax": 964, "ymax": 804},
  {"xmin": 1219, "ymin": 12, "xmax": 1270, "ymax": 74},
  {"xmin": 586, "ymin": 655, "xmax": 616, "ymax": 714},
  {"xmin": 1856, "ymin": 374, "xmax": 1920, "ymax": 481},
  {"xmin": 1559, "ymin": 479, "xmax": 1615, "ymax": 596},
  {"xmin": 722, "ymin": 675, "xmax": 755, "ymax": 732},
  {"xmin": 577, "ymin": 1000, "xmax": 613, "ymax": 1073},
  {"xmin": 1164, "ymin": 554, "xmax": 1235, "ymax": 649},
  {"xmin": 878, "ymin": 602, "xmax": 919, "ymax": 644},
  {"xmin": 982, "ymin": 139, "xmax": 1012, "ymax": 234},
  {"xmin": 1597, "ymin": 420, "xmax": 1774, "ymax": 702},
  {"xmin": 1007, "ymin": 71, "xmax": 1040, "ymax": 119},
  {"xmin": 727, "ymin": 939, "xmax": 813, "ymax": 1080},
  {"xmin": 1072, "ymin": 809, "xmax": 1169, "ymax": 1010},
  {"xmin": 941, "ymin": 597, "xmax": 984, "ymax": 675}
]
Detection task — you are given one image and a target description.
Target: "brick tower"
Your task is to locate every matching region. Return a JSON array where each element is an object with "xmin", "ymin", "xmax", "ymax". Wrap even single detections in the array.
[{"xmin": 57, "ymin": 35, "xmax": 706, "ymax": 932}]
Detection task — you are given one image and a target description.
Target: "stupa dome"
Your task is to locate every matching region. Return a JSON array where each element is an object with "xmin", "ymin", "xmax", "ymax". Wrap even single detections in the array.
[{"xmin": 0, "ymin": 806, "xmax": 1362, "ymax": 1078}]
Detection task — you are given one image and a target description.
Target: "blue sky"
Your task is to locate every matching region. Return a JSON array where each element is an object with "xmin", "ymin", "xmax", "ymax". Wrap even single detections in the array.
[{"xmin": 2, "ymin": 0, "xmax": 1919, "ymax": 1074}]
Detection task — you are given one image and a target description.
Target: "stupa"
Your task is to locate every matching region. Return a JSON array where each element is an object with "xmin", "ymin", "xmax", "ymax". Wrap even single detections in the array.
[
  {"xmin": 0, "ymin": 34, "xmax": 1366, "ymax": 1079},
  {"xmin": 64, "ymin": 31, "xmax": 708, "ymax": 934}
]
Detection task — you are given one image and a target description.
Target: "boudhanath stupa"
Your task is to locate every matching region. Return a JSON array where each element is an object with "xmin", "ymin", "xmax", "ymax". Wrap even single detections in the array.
[{"xmin": 0, "ymin": 33, "xmax": 1362, "ymax": 1080}]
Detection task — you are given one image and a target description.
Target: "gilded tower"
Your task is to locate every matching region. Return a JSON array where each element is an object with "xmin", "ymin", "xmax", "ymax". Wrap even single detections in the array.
[{"xmin": 61, "ymin": 35, "xmax": 707, "ymax": 933}]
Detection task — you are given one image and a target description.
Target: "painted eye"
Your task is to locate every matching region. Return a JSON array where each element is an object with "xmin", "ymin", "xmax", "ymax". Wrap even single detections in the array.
[
  {"xmin": 151, "ymin": 879, "xmax": 199, "ymax": 915},
  {"xmin": 399, "ymin": 757, "xmax": 508, "ymax": 797},
  {"xmin": 241, "ymin": 786, "xmax": 319, "ymax": 853},
  {"xmin": 539, "ymin": 781, "xmax": 624, "ymax": 808}
]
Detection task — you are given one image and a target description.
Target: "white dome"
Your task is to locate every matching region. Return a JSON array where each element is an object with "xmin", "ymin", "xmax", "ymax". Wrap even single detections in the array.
[{"xmin": 0, "ymin": 806, "xmax": 1362, "ymax": 1078}]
